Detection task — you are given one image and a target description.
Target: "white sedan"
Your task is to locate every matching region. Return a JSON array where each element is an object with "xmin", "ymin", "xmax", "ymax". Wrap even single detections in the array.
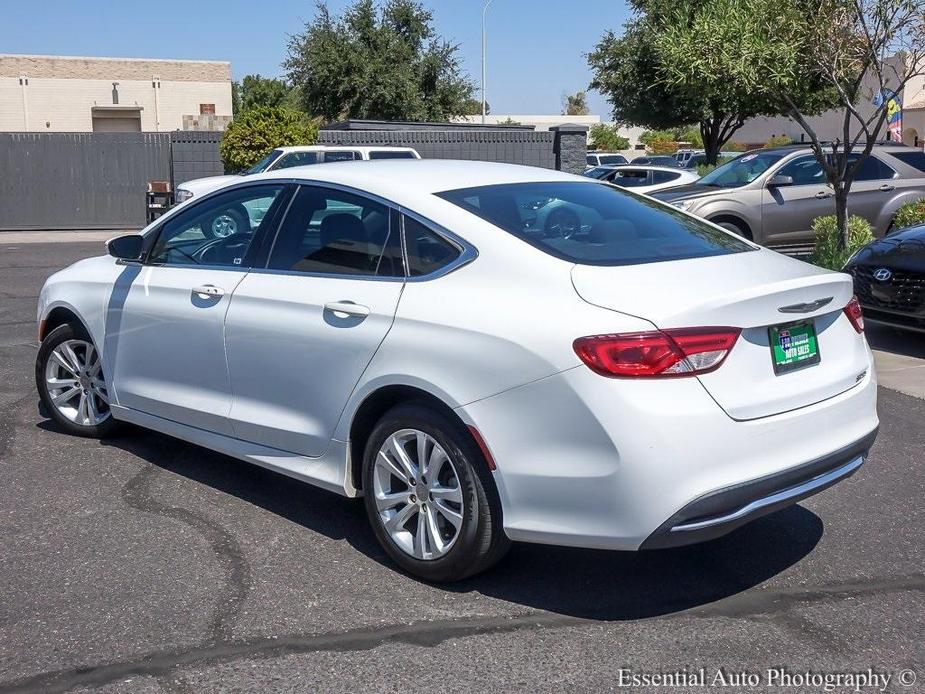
[
  {"xmin": 583, "ymin": 164, "xmax": 701, "ymax": 193},
  {"xmin": 36, "ymin": 160, "xmax": 878, "ymax": 581}
]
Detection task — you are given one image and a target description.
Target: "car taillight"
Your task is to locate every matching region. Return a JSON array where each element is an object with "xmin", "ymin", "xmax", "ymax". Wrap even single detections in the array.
[
  {"xmin": 844, "ymin": 296, "xmax": 864, "ymax": 333},
  {"xmin": 573, "ymin": 328, "xmax": 741, "ymax": 378}
]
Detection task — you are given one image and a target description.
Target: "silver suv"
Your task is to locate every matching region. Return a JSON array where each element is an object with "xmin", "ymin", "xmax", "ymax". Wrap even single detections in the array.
[{"xmin": 652, "ymin": 145, "xmax": 925, "ymax": 246}]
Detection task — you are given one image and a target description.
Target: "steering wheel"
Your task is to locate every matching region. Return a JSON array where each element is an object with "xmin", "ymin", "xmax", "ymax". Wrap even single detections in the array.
[{"xmin": 194, "ymin": 233, "xmax": 253, "ymax": 266}]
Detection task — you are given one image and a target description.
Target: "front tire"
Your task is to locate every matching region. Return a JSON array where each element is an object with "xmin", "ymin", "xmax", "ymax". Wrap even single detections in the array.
[
  {"xmin": 362, "ymin": 403, "xmax": 509, "ymax": 582},
  {"xmin": 35, "ymin": 323, "xmax": 119, "ymax": 438}
]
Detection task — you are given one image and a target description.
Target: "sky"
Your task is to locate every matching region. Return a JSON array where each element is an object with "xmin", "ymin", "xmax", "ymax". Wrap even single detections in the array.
[{"xmin": 0, "ymin": 0, "xmax": 632, "ymax": 116}]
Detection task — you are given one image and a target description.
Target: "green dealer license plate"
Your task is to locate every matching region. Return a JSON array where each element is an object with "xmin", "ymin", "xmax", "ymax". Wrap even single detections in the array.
[{"xmin": 769, "ymin": 321, "xmax": 820, "ymax": 374}]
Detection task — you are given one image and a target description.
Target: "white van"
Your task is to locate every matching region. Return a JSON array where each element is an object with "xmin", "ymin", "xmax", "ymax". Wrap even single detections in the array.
[{"xmin": 175, "ymin": 145, "xmax": 420, "ymax": 204}]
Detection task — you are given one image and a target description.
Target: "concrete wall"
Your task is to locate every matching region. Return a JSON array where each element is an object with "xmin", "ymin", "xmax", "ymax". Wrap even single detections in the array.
[{"xmin": 0, "ymin": 54, "xmax": 232, "ymax": 132}]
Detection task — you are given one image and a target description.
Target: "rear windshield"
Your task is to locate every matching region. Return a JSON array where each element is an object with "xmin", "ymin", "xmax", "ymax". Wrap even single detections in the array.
[{"xmin": 436, "ymin": 181, "xmax": 754, "ymax": 266}]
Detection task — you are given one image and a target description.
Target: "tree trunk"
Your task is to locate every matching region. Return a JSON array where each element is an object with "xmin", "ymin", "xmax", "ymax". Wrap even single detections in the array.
[
  {"xmin": 833, "ymin": 183, "xmax": 849, "ymax": 251},
  {"xmin": 703, "ymin": 138, "xmax": 722, "ymax": 166}
]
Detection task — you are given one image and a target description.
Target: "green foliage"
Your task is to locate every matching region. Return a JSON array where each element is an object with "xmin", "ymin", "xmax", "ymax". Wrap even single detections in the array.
[
  {"xmin": 639, "ymin": 129, "xmax": 674, "ymax": 146},
  {"xmin": 809, "ymin": 215, "xmax": 874, "ymax": 270},
  {"xmin": 649, "ymin": 135, "xmax": 678, "ymax": 154},
  {"xmin": 285, "ymin": 0, "xmax": 475, "ymax": 121},
  {"xmin": 589, "ymin": 123, "xmax": 630, "ymax": 151},
  {"xmin": 497, "ymin": 117, "xmax": 522, "ymax": 125},
  {"xmin": 460, "ymin": 98, "xmax": 489, "ymax": 115},
  {"xmin": 563, "ymin": 91, "xmax": 590, "ymax": 116},
  {"xmin": 672, "ymin": 125, "xmax": 703, "ymax": 148},
  {"xmin": 725, "ymin": 140, "xmax": 748, "ymax": 151},
  {"xmin": 220, "ymin": 106, "xmax": 318, "ymax": 173},
  {"xmin": 764, "ymin": 134, "xmax": 793, "ymax": 148},
  {"xmin": 695, "ymin": 155, "xmax": 735, "ymax": 176},
  {"xmin": 892, "ymin": 199, "xmax": 925, "ymax": 230}
]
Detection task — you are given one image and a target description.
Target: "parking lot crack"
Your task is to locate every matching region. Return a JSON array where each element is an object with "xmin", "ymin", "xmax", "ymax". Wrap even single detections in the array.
[{"xmin": 120, "ymin": 463, "xmax": 252, "ymax": 643}]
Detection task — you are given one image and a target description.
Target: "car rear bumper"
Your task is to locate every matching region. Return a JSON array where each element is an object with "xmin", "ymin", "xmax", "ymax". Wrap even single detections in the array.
[
  {"xmin": 458, "ymin": 358, "xmax": 878, "ymax": 551},
  {"xmin": 639, "ymin": 428, "xmax": 876, "ymax": 549}
]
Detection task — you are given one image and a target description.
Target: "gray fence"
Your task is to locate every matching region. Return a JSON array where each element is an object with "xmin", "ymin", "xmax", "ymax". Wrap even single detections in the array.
[
  {"xmin": 0, "ymin": 132, "xmax": 170, "ymax": 230},
  {"xmin": 0, "ymin": 131, "xmax": 222, "ymax": 231},
  {"xmin": 318, "ymin": 128, "xmax": 557, "ymax": 169},
  {"xmin": 0, "ymin": 123, "xmax": 588, "ymax": 231}
]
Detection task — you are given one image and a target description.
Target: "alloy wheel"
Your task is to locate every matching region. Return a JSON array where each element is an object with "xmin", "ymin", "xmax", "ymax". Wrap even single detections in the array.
[
  {"xmin": 373, "ymin": 429, "xmax": 464, "ymax": 560},
  {"xmin": 44, "ymin": 339, "xmax": 110, "ymax": 426}
]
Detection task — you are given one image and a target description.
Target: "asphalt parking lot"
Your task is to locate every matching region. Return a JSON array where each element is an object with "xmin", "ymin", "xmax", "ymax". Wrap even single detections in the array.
[{"xmin": 1, "ymin": 235, "xmax": 923, "ymax": 694}]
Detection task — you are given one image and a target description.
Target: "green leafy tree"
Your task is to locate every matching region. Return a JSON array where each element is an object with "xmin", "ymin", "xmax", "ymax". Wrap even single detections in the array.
[
  {"xmin": 589, "ymin": 1, "xmax": 821, "ymax": 165},
  {"xmin": 655, "ymin": 0, "xmax": 925, "ymax": 246},
  {"xmin": 220, "ymin": 106, "xmax": 318, "ymax": 172},
  {"xmin": 589, "ymin": 123, "xmax": 630, "ymax": 150},
  {"xmin": 563, "ymin": 91, "xmax": 590, "ymax": 116},
  {"xmin": 671, "ymin": 125, "xmax": 703, "ymax": 148},
  {"xmin": 460, "ymin": 98, "xmax": 489, "ymax": 115},
  {"xmin": 285, "ymin": 0, "xmax": 475, "ymax": 122}
]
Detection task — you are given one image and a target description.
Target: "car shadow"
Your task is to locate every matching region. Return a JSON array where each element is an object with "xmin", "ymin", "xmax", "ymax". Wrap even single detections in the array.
[
  {"xmin": 865, "ymin": 322, "xmax": 925, "ymax": 359},
  {"xmin": 40, "ymin": 417, "xmax": 823, "ymax": 621}
]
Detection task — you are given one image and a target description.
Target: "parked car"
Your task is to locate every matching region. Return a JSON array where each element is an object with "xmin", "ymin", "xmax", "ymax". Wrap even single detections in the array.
[
  {"xmin": 844, "ymin": 223, "xmax": 925, "ymax": 332},
  {"xmin": 586, "ymin": 152, "xmax": 628, "ymax": 168},
  {"xmin": 674, "ymin": 149, "xmax": 704, "ymax": 166},
  {"xmin": 631, "ymin": 155, "xmax": 683, "ymax": 168},
  {"xmin": 651, "ymin": 144, "xmax": 925, "ymax": 245},
  {"xmin": 37, "ymin": 160, "xmax": 878, "ymax": 582},
  {"xmin": 174, "ymin": 145, "xmax": 421, "ymax": 221},
  {"xmin": 583, "ymin": 165, "xmax": 700, "ymax": 193}
]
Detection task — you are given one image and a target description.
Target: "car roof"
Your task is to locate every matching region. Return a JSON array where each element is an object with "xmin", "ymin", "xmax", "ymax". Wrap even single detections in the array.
[
  {"xmin": 601, "ymin": 165, "xmax": 691, "ymax": 172},
  {"xmin": 275, "ymin": 145, "xmax": 418, "ymax": 153},
  {"xmin": 249, "ymin": 159, "xmax": 584, "ymax": 198}
]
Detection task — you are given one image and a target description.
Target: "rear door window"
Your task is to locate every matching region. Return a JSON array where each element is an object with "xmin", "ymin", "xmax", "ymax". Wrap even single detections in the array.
[
  {"xmin": 323, "ymin": 150, "xmax": 361, "ymax": 162},
  {"xmin": 890, "ymin": 151, "xmax": 925, "ymax": 173}
]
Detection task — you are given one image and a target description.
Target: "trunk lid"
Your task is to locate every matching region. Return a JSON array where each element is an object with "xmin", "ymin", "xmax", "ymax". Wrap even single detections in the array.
[{"xmin": 571, "ymin": 249, "xmax": 870, "ymax": 420}]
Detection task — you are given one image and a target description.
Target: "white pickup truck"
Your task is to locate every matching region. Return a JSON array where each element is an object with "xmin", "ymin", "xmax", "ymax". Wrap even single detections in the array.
[{"xmin": 172, "ymin": 145, "xmax": 420, "ymax": 238}]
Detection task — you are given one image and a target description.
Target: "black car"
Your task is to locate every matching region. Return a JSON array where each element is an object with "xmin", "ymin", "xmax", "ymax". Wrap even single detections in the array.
[{"xmin": 844, "ymin": 224, "xmax": 925, "ymax": 333}]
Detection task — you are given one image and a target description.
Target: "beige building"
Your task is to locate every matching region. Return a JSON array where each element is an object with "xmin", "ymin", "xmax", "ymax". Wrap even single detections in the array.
[{"xmin": 0, "ymin": 54, "xmax": 232, "ymax": 132}]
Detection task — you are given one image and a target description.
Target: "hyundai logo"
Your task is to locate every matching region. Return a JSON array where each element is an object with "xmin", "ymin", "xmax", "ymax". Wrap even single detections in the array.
[{"xmin": 873, "ymin": 267, "xmax": 893, "ymax": 282}]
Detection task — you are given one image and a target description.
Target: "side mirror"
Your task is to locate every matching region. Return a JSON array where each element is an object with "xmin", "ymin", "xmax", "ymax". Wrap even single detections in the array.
[
  {"xmin": 106, "ymin": 234, "xmax": 144, "ymax": 261},
  {"xmin": 767, "ymin": 174, "xmax": 794, "ymax": 187}
]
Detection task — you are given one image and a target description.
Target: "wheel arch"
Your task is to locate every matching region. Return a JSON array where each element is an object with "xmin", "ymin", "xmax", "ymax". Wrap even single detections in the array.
[
  {"xmin": 39, "ymin": 304, "xmax": 90, "ymax": 342},
  {"xmin": 347, "ymin": 384, "xmax": 481, "ymax": 494},
  {"xmin": 708, "ymin": 214, "xmax": 753, "ymax": 240}
]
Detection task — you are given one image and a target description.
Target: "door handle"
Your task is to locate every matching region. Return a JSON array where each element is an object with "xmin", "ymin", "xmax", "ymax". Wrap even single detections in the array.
[
  {"xmin": 879, "ymin": 184, "xmax": 895, "ymax": 192},
  {"xmin": 324, "ymin": 301, "xmax": 370, "ymax": 317},
  {"xmin": 814, "ymin": 191, "xmax": 832, "ymax": 199},
  {"xmin": 192, "ymin": 284, "xmax": 225, "ymax": 298}
]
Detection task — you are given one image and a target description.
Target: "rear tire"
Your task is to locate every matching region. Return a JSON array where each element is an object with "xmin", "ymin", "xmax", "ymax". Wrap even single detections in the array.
[
  {"xmin": 35, "ymin": 323, "xmax": 119, "ymax": 438},
  {"xmin": 362, "ymin": 403, "xmax": 509, "ymax": 582}
]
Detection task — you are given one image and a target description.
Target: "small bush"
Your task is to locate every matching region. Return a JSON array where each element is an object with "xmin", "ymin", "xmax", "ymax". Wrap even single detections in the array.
[
  {"xmin": 764, "ymin": 135, "xmax": 793, "ymax": 148},
  {"xmin": 648, "ymin": 135, "xmax": 678, "ymax": 154},
  {"xmin": 220, "ymin": 106, "xmax": 318, "ymax": 173},
  {"xmin": 891, "ymin": 199, "xmax": 925, "ymax": 231},
  {"xmin": 695, "ymin": 156, "xmax": 735, "ymax": 177},
  {"xmin": 725, "ymin": 140, "xmax": 748, "ymax": 152},
  {"xmin": 809, "ymin": 215, "xmax": 874, "ymax": 270}
]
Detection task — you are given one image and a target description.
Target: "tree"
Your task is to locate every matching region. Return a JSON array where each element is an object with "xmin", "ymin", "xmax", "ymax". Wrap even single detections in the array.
[
  {"xmin": 460, "ymin": 98, "xmax": 489, "ymax": 115},
  {"xmin": 589, "ymin": 123, "xmax": 630, "ymax": 150},
  {"xmin": 563, "ymin": 91, "xmax": 590, "ymax": 116},
  {"xmin": 220, "ymin": 106, "xmax": 318, "ymax": 172},
  {"xmin": 497, "ymin": 117, "xmax": 522, "ymax": 125},
  {"xmin": 285, "ymin": 0, "xmax": 476, "ymax": 122},
  {"xmin": 589, "ymin": 2, "xmax": 821, "ymax": 165},
  {"xmin": 656, "ymin": 0, "xmax": 925, "ymax": 245}
]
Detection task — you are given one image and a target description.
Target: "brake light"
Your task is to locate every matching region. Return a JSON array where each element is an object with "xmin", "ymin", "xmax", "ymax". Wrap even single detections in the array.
[
  {"xmin": 844, "ymin": 296, "xmax": 864, "ymax": 333},
  {"xmin": 573, "ymin": 328, "xmax": 741, "ymax": 378}
]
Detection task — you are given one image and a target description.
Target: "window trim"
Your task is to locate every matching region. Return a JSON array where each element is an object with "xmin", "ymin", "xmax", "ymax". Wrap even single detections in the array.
[
  {"xmin": 267, "ymin": 151, "xmax": 322, "ymax": 170},
  {"xmin": 141, "ymin": 182, "xmax": 293, "ymax": 271},
  {"xmin": 252, "ymin": 180, "xmax": 477, "ymax": 283},
  {"xmin": 321, "ymin": 150, "xmax": 362, "ymax": 163}
]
